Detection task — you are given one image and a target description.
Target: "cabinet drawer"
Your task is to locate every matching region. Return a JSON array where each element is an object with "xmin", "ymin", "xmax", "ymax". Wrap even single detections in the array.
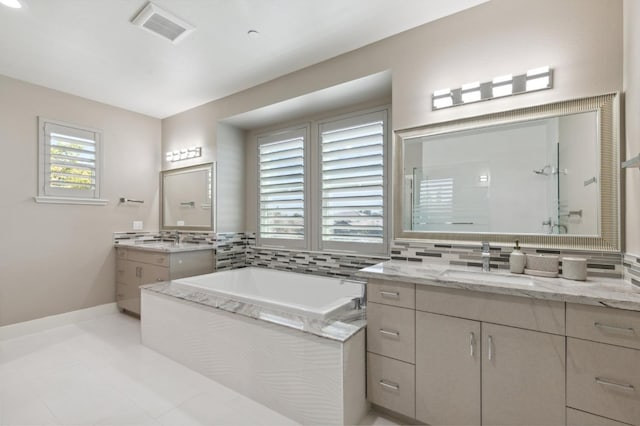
[
  {"xmin": 116, "ymin": 248, "xmax": 127, "ymax": 259},
  {"xmin": 141, "ymin": 264, "xmax": 170, "ymax": 284},
  {"xmin": 416, "ymin": 285, "xmax": 565, "ymax": 335},
  {"xmin": 127, "ymin": 249, "xmax": 169, "ymax": 267},
  {"xmin": 567, "ymin": 338, "xmax": 640, "ymax": 425},
  {"xmin": 567, "ymin": 303, "xmax": 640, "ymax": 350},
  {"xmin": 567, "ymin": 408, "xmax": 631, "ymax": 426},
  {"xmin": 367, "ymin": 353, "xmax": 415, "ymax": 419},
  {"xmin": 367, "ymin": 279, "xmax": 415, "ymax": 309},
  {"xmin": 367, "ymin": 302, "xmax": 415, "ymax": 363}
]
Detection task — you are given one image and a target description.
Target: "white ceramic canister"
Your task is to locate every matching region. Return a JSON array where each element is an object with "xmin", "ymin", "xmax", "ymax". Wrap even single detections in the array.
[{"xmin": 562, "ymin": 257, "xmax": 588, "ymax": 281}]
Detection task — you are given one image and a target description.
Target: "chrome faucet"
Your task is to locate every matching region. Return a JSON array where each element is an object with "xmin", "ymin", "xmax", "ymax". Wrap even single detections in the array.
[
  {"xmin": 344, "ymin": 279, "xmax": 367, "ymax": 310},
  {"xmin": 481, "ymin": 242, "xmax": 491, "ymax": 272}
]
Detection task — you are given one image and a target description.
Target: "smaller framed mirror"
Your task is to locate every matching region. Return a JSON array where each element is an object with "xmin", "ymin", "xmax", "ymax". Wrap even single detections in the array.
[{"xmin": 161, "ymin": 162, "xmax": 215, "ymax": 231}]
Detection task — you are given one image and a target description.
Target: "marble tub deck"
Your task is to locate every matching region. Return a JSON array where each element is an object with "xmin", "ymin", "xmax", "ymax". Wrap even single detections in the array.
[
  {"xmin": 141, "ymin": 282, "xmax": 366, "ymax": 342},
  {"xmin": 357, "ymin": 260, "xmax": 640, "ymax": 311}
]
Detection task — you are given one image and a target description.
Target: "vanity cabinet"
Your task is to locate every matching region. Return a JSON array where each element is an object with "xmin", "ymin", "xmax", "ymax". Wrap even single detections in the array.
[
  {"xmin": 414, "ymin": 297, "xmax": 565, "ymax": 426},
  {"xmin": 116, "ymin": 247, "xmax": 214, "ymax": 316},
  {"xmin": 367, "ymin": 278, "xmax": 566, "ymax": 426}
]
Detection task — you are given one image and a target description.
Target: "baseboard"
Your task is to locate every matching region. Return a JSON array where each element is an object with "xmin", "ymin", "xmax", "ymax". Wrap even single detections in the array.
[{"xmin": 0, "ymin": 302, "xmax": 119, "ymax": 341}]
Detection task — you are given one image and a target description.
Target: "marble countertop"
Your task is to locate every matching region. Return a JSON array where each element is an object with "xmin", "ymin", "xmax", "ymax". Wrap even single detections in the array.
[
  {"xmin": 141, "ymin": 282, "xmax": 366, "ymax": 343},
  {"xmin": 114, "ymin": 239, "xmax": 214, "ymax": 253},
  {"xmin": 357, "ymin": 260, "xmax": 640, "ymax": 311}
]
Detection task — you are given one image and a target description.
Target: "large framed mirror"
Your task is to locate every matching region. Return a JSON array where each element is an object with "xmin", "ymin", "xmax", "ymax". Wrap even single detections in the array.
[
  {"xmin": 161, "ymin": 162, "xmax": 216, "ymax": 231},
  {"xmin": 394, "ymin": 93, "xmax": 619, "ymax": 251}
]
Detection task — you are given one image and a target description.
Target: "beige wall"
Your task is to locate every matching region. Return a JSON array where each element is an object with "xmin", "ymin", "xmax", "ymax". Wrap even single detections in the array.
[
  {"xmin": 624, "ymin": 0, "xmax": 640, "ymax": 255},
  {"xmin": 162, "ymin": 0, "xmax": 623, "ymax": 238},
  {"xmin": 216, "ymin": 122, "xmax": 246, "ymax": 232},
  {"xmin": 0, "ymin": 75, "xmax": 161, "ymax": 326}
]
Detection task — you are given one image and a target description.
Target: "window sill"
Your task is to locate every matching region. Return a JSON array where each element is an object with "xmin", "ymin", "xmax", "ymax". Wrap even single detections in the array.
[{"xmin": 34, "ymin": 196, "xmax": 109, "ymax": 206}]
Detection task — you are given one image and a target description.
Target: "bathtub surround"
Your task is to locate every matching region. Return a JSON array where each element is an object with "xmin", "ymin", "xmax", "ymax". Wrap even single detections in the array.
[
  {"xmin": 142, "ymin": 286, "xmax": 368, "ymax": 425},
  {"xmin": 142, "ymin": 280, "xmax": 365, "ymax": 342}
]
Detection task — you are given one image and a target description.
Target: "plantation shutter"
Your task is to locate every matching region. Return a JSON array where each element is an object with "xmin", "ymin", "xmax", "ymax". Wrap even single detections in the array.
[
  {"xmin": 42, "ymin": 121, "xmax": 100, "ymax": 199},
  {"xmin": 258, "ymin": 127, "xmax": 307, "ymax": 248},
  {"xmin": 319, "ymin": 110, "xmax": 387, "ymax": 253}
]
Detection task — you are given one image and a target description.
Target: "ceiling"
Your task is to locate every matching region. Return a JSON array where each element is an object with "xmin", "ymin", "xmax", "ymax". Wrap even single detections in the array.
[{"xmin": 0, "ymin": 0, "xmax": 488, "ymax": 119}]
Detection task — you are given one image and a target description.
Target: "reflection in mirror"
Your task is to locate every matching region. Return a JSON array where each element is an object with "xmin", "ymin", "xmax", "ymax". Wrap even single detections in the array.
[
  {"xmin": 404, "ymin": 112, "xmax": 599, "ymax": 235},
  {"xmin": 161, "ymin": 163, "xmax": 215, "ymax": 231},
  {"xmin": 395, "ymin": 93, "xmax": 619, "ymax": 251}
]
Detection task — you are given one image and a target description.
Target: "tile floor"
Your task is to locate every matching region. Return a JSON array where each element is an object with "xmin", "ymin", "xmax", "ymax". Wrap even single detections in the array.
[{"xmin": 0, "ymin": 312, "xmax": 400, "ymax": 426}]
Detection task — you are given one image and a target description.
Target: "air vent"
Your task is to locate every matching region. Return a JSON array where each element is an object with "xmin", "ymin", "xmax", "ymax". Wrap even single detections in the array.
[{"xmin": 131, "ymin": 2, "xmax": 194, "ymax": 44}]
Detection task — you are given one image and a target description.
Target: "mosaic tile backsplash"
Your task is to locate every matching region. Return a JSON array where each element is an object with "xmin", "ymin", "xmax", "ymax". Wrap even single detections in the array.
[
  {"xmin": 390, "ymin": 240, "xmax": 624, "ymax": 279},
  {"xmin": 114, "ymin": 231, "xmax": 630, "ymax": 282},
  {"xmin": 624, "ymin": 253, "xmax": 640, "ymax": 287}
]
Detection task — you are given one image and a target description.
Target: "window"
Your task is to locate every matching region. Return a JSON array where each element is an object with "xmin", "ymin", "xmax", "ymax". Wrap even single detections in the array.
[
  {"xmin": 257, "ymin": 126, "xmax": 308, "ymax": 249},
  {"xmin": 319, "ymin": 110, "xmax": 388, "ymax": 254},
  {"xmin": 36, "ymin": 117, "xmax": 106, "ymax": 205},
  {"xmin": 256, "ymin": 107, "xmax": 389, "ymax": 255}
]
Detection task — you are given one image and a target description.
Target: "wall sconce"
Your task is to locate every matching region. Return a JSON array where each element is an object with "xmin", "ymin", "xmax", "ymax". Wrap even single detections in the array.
[
  {"xmin": 432, "ymin": 66, "xmax": 553, "ymax": 110},
  {"xmin": 166, "ymin": 146, "xmax": 202, "ymax": 162}
]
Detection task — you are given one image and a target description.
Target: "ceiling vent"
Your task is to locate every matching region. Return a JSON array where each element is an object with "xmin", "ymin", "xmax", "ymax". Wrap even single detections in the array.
[{"xmin": 131, "ymin": 2, "xmax": 195, "ymax": 44}]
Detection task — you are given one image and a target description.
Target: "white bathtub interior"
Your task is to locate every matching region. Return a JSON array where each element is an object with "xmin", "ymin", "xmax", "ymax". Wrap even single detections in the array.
[{"xmin": 172, "ymin": 267, "xmax": 363, "ymax": 320}]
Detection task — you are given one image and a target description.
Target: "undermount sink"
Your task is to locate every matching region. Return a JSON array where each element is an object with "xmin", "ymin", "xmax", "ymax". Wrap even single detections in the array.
[{"xmin": 441, "ymin": 269, "xmax": 534, "ymax": 286}]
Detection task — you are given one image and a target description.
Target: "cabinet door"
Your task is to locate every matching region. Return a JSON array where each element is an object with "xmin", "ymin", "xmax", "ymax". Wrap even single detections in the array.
[
  {"xmin": 482, "ymin": 323, "xmax": 566, "ymax": 426},
  {"xmin": 416, "ymin": 312, "xmax": 480, "ymax": 426}
]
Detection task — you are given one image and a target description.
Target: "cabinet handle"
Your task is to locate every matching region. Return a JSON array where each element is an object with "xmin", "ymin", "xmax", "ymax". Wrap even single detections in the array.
[
  {"xmin": 156, "ymin": 278, "xmax": 164, "ymax": 282},
  {"xmin": 379, "ymin": 328, "xmax": 400, "ymax": 337},
  {"xmin": 488, "ymin": 335, "xmax": 493, "ymax": 360},
  {"xmin": 594, "ymin": 322, "xmax": 635, "ymax": 334},
  {"xmin": 157, "ymin": 257, "xmax": 165, "ymax": 263},
  {"xmin": 470, "ymin": 332, "xmax": 475, "ymax": 357},
  {"xmin": 136, "ymin": 266, "xmax": 142, "ymax": 278},
  {"xmin": 379, "ymin": 290, "xmax": 400, "ymax": 298},
  {"xmin": 379, "ymin": 379, "xmax": 400, "ymax": 391},
  {"xmin": 595, "ymin": 377, "xmax": 635, "ymax": 392}
]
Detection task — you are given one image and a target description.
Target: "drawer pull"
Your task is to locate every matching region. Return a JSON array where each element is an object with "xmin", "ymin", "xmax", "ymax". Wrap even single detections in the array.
[
  {"xmin": 379, "ymin": 380, "xmax": 400, "ymax": 391},
  {"xmin": 379, "ymin": 328, "xmax": 400, "ymax": 337},
  {"xmin": 379, "ymin": 290, "xmax": 400, "ymax": 298},
  {"xmin": 470, "ymin": 332, "xmax": 475, "ymax": 357},
  {"xmin": 594, "ymin": 322, "xmax": 635, "ymax": 334},
  {"xmin": 595, "ymin": 377, "xmax": 635, "ymax": 392}
]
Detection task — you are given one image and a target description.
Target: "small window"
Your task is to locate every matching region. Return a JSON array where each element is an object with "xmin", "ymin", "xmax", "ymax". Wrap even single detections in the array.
[
  {"xmin": 257, "ymin": 126, "xmax": 308, "ymax": 249},
  {"xmin": 36, "ymin": 117, "xmax": 106, "ymax": 205},
  {"xmin": 318, "ymin": 110, "xmax": 388, "ymax": 254}
]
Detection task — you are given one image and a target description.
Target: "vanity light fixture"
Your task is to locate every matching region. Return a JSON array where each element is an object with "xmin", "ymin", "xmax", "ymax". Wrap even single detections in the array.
[
  {"xmin": 461, "ymin": 81, "xmax": 481, "ymax": 104},
  {"xmin": 432, "ymin": 88, "xmax": 453, "ymax": 109},
  {"xmin": 492, "ymin": 74, "xmax": 513, "ymax": 97},
  {"xmin": 432, "ymin": 66, "xmax": 553, "ymax": 110},
  {"xmin": 0, "ymin": 0, "xmax": 22, "ymax": 8},
  {"xmin": 166, "ymin": 146, "xmax": 202, "ymax": 162}
]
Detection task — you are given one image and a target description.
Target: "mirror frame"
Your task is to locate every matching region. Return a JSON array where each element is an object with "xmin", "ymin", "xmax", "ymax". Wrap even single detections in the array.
[
  {"xmin": 160, "ymin": 162, "xmax": 216, "ymax": 232},
  {"xmin": 394, "ymin": 93, "xmax": 620, "ymax": 251}
]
